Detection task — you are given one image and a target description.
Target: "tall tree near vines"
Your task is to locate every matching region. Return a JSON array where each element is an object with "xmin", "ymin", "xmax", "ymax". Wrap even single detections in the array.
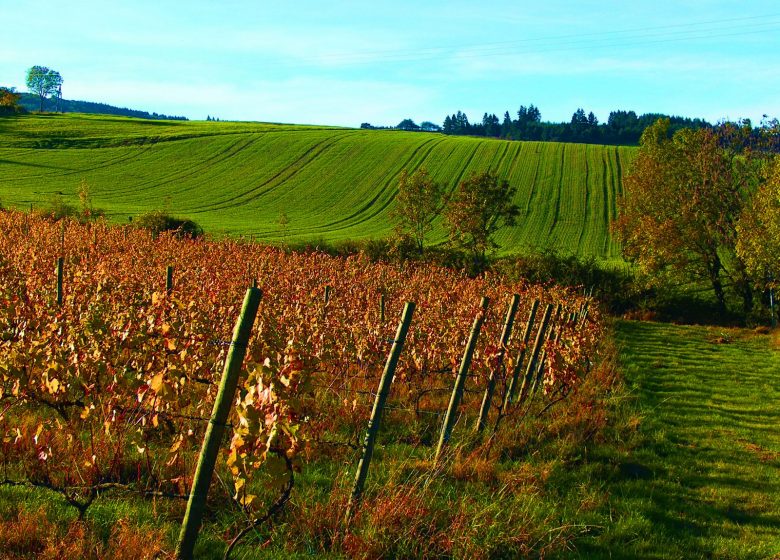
[
  {"xmin": 736, "ymin": 156, "xmax": 780, "ymax": 288},
  {"xmin": 444, "ymin": 170, "xmax": 519, "ymax": 267},
  {"xmin": 613, "ymin": 118, "xmax": 761, "ymax": 312},
  {"xmin": 391, "ymin": 167, "xmax": 444, "ymax": 253}
]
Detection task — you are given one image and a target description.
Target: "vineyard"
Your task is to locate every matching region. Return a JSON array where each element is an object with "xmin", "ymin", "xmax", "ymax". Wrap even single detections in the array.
[
  {"xmin": 0, "ymin": 113, "xmax": 634, "ymax": 259},
  {"xmin": 0, "ymin": 212, "xmax": 611, "ymax": 558}
]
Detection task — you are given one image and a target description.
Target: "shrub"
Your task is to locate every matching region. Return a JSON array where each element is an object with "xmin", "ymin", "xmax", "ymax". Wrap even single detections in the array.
[
  {"xmin": 496, "ymin": 249, "xmax": 642, "ymax": 313},
  {"xmin": 134, "ymin": 210, "xmax": 204, "ymax": 238},
  {"xmin": 34, "ymin": 194, "xmax": 78, "ymax": 221}
]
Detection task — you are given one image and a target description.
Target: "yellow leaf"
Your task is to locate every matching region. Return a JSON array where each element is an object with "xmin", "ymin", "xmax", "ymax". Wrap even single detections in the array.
[
  {"xmin": 226, "ymin": 447, "xmax": 239, "ymax": 468},
  {"xmin": 170, "ymin": 437, "xmax": 183, "ymax": 454},
  {"xmin": 150, "ymin": 372, "xmax": 164, "ymax": 393},
  {"xmin": 240, "ymin": 493, "xmax": 256, "ymax": 507}
]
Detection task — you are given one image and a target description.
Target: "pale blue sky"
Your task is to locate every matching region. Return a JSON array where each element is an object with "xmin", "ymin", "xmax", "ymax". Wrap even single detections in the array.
[{"xmin": 1, "ymin": 1, "xmax": 778, "ymax": 126}]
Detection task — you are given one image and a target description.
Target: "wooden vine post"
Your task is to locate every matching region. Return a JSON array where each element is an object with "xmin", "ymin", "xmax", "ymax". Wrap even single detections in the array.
[
  {"xmin": 322, "ymin": 285, "xmax": 331, "ymax": 320},
  {"xmin": 503, "ymin": 299, "xmax": 540, "ymax": 409},
  {"xmin": 56, "ymin": 257, "xmax": 64, "ymax": 306},
  {"xmin": 166, "ymin": 265, "xmax": 174, "ymax": 294},
  {"xmin": 475, "ymin": 294, "xmax": 520, "ymax": 433},
  {"xmin": 516, "ymin": 303, "xmax": 553, "ymax": 406},
  {"xmin": 435, "ymin": 296, "xmax": 490, "ymax": 462},
  {"xmin": 579, "ymin": 299, "xmax": 590, "ymax": 324},
  {"xmin": 345, "ymin": 302, "xmax": 415, "ymax": 525},
  {"xmin": 531, "ymin": 304, "xmax": 562, "ymax": 395},
  {"xmin": 379, "ymin": 293, "xmax": 385, "ymax": 323},
  {"xmin": 175, "ymin": 287, "xmax": 263, "ymax": 560}
]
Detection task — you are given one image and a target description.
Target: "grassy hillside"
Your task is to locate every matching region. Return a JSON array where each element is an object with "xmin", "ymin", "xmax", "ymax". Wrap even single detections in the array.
[{"xmin": 0, "ymin": 113, "xmax": 635, "ymax": 258}]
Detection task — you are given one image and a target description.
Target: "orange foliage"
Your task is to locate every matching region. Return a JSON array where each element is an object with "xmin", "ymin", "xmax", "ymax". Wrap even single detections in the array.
[{"xmin": 0, "ymin": 211, "xmax": 601, "ymax": 513}]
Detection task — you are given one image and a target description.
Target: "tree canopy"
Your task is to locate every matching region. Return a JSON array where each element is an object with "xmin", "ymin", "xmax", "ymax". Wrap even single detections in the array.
[
  {"xmin": 613, "ymin": 118, "xmax": 767, "ymax": 312},
  {"xmin": 0, "ymin": 87, "xmax": 23, "ymax": 115},
  {"xmin": 736, "ymin": 155, "xmax": 780, "ymax": 288},
  {"xmin": 396, "ymin": 118, "xmax": 420, "ymax": 131},
  {"xmin": 391, "ymin": 168, "xmax": 443, "ymax": 253},
  {"xmin": 444, "ymin": 171, "xmax": 519, "ymax": 267},
  {"xmin": 440, "ymin": 104, "xmax": 710, "ymax": 145},
  {"xmin": 25, "ymin": 66, "xmax": 62, "ymax": 112}
]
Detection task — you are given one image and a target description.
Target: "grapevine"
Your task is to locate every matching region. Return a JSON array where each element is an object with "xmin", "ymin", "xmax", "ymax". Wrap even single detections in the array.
[{"xmin": 0, "ymin": 211, "xmax": 603, "ymax": 535}]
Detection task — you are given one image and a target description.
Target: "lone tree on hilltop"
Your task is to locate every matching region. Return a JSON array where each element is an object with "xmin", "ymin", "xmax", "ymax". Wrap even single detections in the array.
[
  {"xmin": 444, "ymin": 170, "xmax": 519, "ymax": 268},
  {"xmin": 392, "ymin": 167, "xmax": 444, "ymax": 253},
  {"xmin": 26, "ymin": 66, "xmax": 63, "ymax": 112}
]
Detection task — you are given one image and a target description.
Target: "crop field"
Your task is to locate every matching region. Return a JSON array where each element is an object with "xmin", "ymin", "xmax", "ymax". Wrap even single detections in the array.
[{"xmin": 0, "ymin": 114, "xmax": 634, "ymax": 259}]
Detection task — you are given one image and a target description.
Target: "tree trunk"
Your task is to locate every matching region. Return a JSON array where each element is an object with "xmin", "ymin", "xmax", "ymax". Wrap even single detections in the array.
[
  {"xmin": 733, "ymin": 259, "xmax": 754, "ymax": 315},
  {"xmin": 742, "ymin": 284, "xmax": 753, "ymax": 315},
  {"xmin": 711, "ymin": 275, "xmax": 726, "ymax": 312},
  {"xmin": 708, "ymin": 255, "xmax": 726, "ymax": 312}
]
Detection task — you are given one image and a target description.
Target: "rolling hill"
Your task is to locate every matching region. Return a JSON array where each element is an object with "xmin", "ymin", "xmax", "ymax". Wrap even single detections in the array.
[
  {"xmin": 0, "ymin": 113, "xmax": 635, "ymax": 259},
  {"xmin": 14, "ymin": 91, "xmax": 188, "ymax": 121}
]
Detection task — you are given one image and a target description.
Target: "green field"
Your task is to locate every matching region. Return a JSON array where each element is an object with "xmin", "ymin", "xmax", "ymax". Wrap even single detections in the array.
[{"xmin": 0, "ymin": 113, "xmax": 634, "ymax": 258}]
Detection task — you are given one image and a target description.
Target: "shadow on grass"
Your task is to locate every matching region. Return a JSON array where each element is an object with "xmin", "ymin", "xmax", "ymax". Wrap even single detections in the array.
[
  {"xmin": 0, "ymin": 158, "xmax": 74, "ymax": 171},
  {"xmin": 573, "ymin": 320, "xmax": 780, "ymax": 559}
]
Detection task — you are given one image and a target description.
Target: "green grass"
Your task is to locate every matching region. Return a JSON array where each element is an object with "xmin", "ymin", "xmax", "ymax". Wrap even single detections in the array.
[
  {"xmin": 577, "ymin": 321, "xmax": 780, "ymax": 559},
  {"xmin": 0, "ymin": 113, "xmax": 634, "ymax": 259}
]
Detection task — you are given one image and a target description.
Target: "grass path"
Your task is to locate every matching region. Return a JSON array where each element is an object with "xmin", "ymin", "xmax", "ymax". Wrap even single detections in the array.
[{"xmin": 588, "ymin": 321, "xmax": 780, "ymax": 559}]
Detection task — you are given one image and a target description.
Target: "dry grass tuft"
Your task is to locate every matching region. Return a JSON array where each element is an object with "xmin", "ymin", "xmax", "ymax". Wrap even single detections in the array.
[{"xmin": 0, "ymin": 507, "xmax": 169, "ymax": 559}]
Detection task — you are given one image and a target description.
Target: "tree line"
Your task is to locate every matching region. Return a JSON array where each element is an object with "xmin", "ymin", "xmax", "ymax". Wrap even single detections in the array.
[
  {"xmin": 442, "ymin": 106, "xmax": 711, "ymax": 145},
  {"xmin": 13, "ymin": 92, "xmax": 189, "ymax": 120},
  {"xmin": 363, "ymin": 106, "xmax": 714, "ymax": 146},
  {"xmin": 361, "ymin": 119, "xmax": 441, "ymax": 132}
]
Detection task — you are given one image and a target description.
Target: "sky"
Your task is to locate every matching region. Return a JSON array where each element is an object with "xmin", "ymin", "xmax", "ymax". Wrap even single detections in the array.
[{"xmin": 1, "ymin": 1, "xmax": 779, "ymax": 127}]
